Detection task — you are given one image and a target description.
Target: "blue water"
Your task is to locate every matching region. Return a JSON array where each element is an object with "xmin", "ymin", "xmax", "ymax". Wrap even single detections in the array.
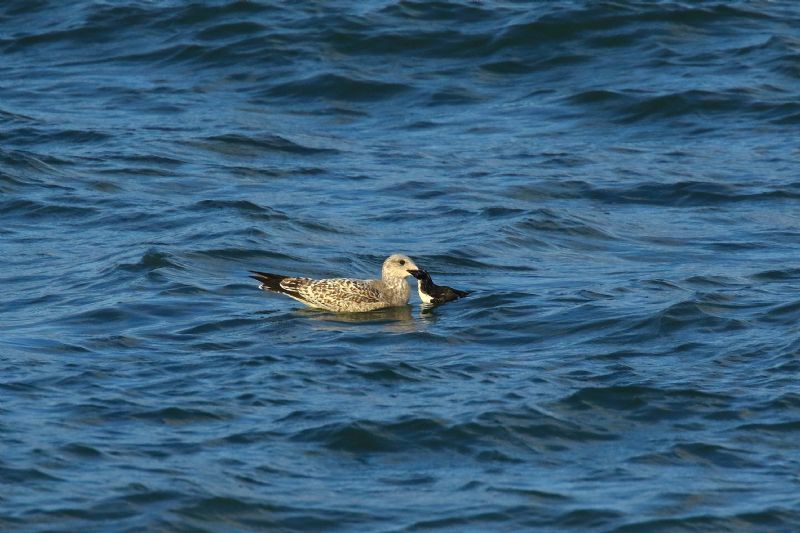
[{"xmin": 3, "ymin": 1, "xmax": 800, "ymax": 530}]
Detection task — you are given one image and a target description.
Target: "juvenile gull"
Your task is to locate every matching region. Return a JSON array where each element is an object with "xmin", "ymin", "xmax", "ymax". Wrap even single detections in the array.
[
  {"xmin": 250, "ymin": 254, "xmax": 420, "ymax": 313},
  {"xmin": 408, "ymin": 269, "xmax": 470, "ymax": 305}
]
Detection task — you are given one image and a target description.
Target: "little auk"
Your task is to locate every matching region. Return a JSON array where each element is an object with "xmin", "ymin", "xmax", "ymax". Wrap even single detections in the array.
[{"xmin": 407, "ymin": 269, "xmax": 470, "ymax": 305}]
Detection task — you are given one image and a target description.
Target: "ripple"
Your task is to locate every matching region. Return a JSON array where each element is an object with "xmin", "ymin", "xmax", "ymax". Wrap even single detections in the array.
[
  {"xmin": 116, "ymin": 249, "xmax": 184, "ymax": 273},
  {"xmin": 265, "ymin": 73, "xmax": 411, "ymax": 102},
  {"xmin": 173, "ymin": 496, "xmax": 379, "ymax": 530},
  {"xmin": 191, "ymin": 133, "xmax": 340, "ymax": 156},
  {"xmin": 505, "ymin": 179, "xmax": 800, "ymax": 207},
  {"xmin": 60, "ymin": 442, "xmax": 104, "ymax": 458},
  {"xmin": 0, "ymin": 126, "xmax": 112, "ymax": 146},
  {"xmin": 0, "ymin": 199, "xmax": 99, "ymax": 220},
  {"xmin": 629, "ymin": 442, "xmax": 759, "ymax": 468},
  {"xmin": 736, "ymin": 421, "xmax": 800, "ymax": 433},
  {"xmin": 481, "ymin": 54, "xmax": 590, "ymax": 74},
  {"xmin": 0, "ymin": 465, "xmax": 62, "ymax": 483},
  {"xmin": 133, "ymin": 406, "xmax": 230, "ymax": 424},
  {"xmin": 566, "ymin": 86, "xmax": 800, "ymax": 126},
  {"xmin": 187, "ymin": 247, "xmax": 301, "ymax": 263},
  {"xmin": 347, "ymin": 361, "xmax": 427, "ymax": 383},
  {"xmin": 177, "ymin": 317, "xmax": 260, "ymax": 335},
  {"xmin": 195, "ymin": 21, "xmax": 266, "ymax": 41},
  {"xmin": 3, "ymin": 0, "xmax": 800, "ymax": 530},
  {"xmin": 379, "ymin": 1, "xmax": 495, "ymax": 23},
  {"xmin": 189, "ymin": 199, "xmax": 290, "ymax": 221},
  {"xmin": 501, "ymin": 208, "xmax": 617, "ymax": 249},
  {"xmin": 558, "ymin": 386, "xmax": 733, "ymax": 423},
  {"xmin": 292, "ymin": 407, "xmax": 615, "ymax": 456},
  {"xmin": 611, "ymin": 510, "xmax": 800, "ymax": 533},
  {"xmin": 487, "ymin": 486, "xmax": 571, "ymax": 501}
]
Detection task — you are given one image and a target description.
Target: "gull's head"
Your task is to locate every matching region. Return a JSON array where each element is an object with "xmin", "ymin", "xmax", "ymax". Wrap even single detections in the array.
[{"xmin": 382, "ymin": 254, "xmax": 419, "ymax": 279}]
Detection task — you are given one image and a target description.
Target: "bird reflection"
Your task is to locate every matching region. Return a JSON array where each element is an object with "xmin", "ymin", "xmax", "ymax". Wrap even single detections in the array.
[{"xmin": 294, "ymin": 305, "xmax": 421, "ymax": 333}]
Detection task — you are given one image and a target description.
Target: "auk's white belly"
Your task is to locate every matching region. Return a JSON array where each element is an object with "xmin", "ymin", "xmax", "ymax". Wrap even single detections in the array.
[{"xmin": 417, "ymin": 283, "xmax": 434, "ymax": 304}]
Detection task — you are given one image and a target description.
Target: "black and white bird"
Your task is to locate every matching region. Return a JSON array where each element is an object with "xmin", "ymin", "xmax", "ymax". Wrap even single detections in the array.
[
  {"xmin": 407, "ymin": 269, "xmax": 470, "ymax": 305},
  {"xmin": 250, "ymin": 254, "xmax": 420, "ymax": 313}
]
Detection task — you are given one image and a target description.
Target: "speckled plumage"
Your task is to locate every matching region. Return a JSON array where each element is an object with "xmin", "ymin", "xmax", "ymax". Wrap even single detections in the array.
[{"xmin": 250, "ymin": 254, "xmax": 419, "ymax": 313}]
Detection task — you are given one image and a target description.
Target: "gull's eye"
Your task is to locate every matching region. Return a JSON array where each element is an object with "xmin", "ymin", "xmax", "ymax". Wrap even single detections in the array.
[{"xmin": 398, "ymin": 259, "xmax": 406, "ymax": 266}]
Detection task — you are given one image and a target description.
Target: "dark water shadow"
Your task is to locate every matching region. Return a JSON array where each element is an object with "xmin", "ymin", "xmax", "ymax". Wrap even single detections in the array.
[
  {"xmin": 290, "ymin": 306, "xmax": 423, "ymax": 334},
  {"xmin": 293, "ymin": 305, "xmax": 412, "ymax": 323}
]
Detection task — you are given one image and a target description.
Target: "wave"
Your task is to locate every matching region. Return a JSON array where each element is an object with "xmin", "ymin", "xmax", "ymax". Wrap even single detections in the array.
[
  {"xmin": 189, "ymin": 133, "xmax": 339, "ymax": 156},
  {"xmin": 378, "ymin": 1, "xmax": 497, "ymax": 23},
  {"xmin": 0, "ymin": 198, "xmax": 98, "ymax": 220},
  {"xmin": 481, "ymin": 54, "xmax": 590, "ymax": 75},
  {"xmin": 630, "ymin": 441, "xmax": 758, "ymax": 468},
  {"xmin": 500, "ymin": 208, "xmax": 616, "ymax": 250},
  {"xmin": 492, "ymin": 4, "xmax": 773, "ymax": 49},
  {"xmin": 3, "ymin": 1, "xmax": 799, "ymax": 530},
  {"xmin": 556, "ymin": 386, "xmax": 735, "ymax": 428},
  {"xmin": 736, "ymin": 421, "xmax": 800, "ymax": 433},
  {"xmin": 265, "ymin": 73, "xmax": 411, "ymax": 102},
  {"xmin": 507, "ymin": 179, "xmax": 800, "ymax": 207},
  {"xmin": 1, "ymin": 0, "xmax": 789, "ymax": 83},
  {"xmin": 612, "ymin": 509, "xmax": 800, "ymax": 533},
  {"xmin": 291, "ymin": 406, "xmax": 614, "ymax": 456},
  {"xmin": 0, "ymin": 465, "xmax": 63, "ymax": 483},
  {"xmin": 132, "ymin": 406, "xmax": 230, "ymax": 424},
  {"xmin": 116, "ymin": 249, "xmax": 185, "ymax": 273},
  {"xmin": 173, "ymin": 495, "xmax": 380, "ymax": 530},
  {"xmin": 0, "ymin": 107, "xmax": 37, "ymax": 123},
  {"xmin": 0, "ymin": 126, "xmax": 111, "ymax": 145},
  {"xmin": 60, "ymin": 442, "xmax": 104, "ymax": 458},
  {"xmin": 0, "ymin": 149, "xmax": 74, "ymax": 194},
  {"xmin": 587, "ymin": 297, "xmax": 748, "ymax": 346},
  {"xmin": 189, "ymin": 199, "xmax": 290, "ymax": 221},
  {"xmin": 566, "ymin": 88, "xmax": 800, "ymax": 125}
]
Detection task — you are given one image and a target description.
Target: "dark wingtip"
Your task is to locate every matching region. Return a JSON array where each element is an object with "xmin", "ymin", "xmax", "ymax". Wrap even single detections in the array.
[
  {"xmin": 249, "ymin": 271, "xmax": 288, "ymax": 292},
  {"xmin": 249, "ymin": 270, "xmax": 268, "ymax": 282}
]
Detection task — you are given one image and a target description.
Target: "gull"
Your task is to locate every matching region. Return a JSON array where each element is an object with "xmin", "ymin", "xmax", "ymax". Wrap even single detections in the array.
[
  {"xmin": 250, "ymin": 254, "xmax": 420, "ymax": 313},
  {"xmin": 408, "ymin": 269, "xmax": 470, "ymax": 305}
]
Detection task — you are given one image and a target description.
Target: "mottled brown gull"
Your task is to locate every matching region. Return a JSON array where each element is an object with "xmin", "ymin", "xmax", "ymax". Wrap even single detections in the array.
[{"xmin": 250, "ymin": 254, "xmax": 420, "ymax": 313}]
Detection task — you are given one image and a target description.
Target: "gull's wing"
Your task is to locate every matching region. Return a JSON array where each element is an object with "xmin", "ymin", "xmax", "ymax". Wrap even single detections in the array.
[{"xmin": 293, "ymin": 278, "xmax": 384, "ymax": 309}]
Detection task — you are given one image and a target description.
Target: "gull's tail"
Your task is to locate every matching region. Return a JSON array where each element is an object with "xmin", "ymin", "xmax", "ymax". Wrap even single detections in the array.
[{"xmin": 249, "ymin": 271, "xmax": 289, "ymax": 292}]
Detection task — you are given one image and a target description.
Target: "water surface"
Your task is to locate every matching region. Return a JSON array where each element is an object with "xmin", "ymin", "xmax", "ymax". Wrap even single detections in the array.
[{"xmin": 2, "ymin": 1, "xmax": 800, "ymax": 531}]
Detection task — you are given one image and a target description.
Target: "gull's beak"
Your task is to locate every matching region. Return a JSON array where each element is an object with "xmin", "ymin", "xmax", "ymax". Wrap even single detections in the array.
[{"xmin": 407, "ymin": 269, "xmax": 424, "ymax": 279}]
